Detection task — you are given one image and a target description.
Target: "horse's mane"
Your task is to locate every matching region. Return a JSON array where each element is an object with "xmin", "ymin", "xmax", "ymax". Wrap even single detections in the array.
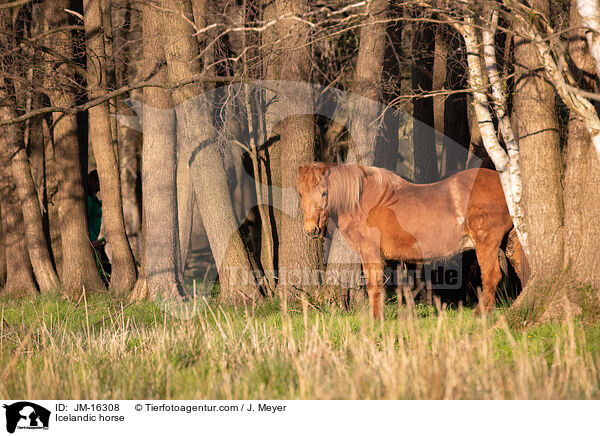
[{"xmin": 297, "ymin": 162, "xmax": 404, "ymax": 213}]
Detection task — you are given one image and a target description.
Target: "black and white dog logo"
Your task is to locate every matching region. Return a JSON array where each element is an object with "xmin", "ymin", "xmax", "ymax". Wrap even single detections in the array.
[{"xmin": 3, "ymin": 402, "xmax": 50, "ymax": 433}]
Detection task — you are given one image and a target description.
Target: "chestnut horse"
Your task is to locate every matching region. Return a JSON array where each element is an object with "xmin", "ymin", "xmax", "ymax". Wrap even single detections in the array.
[{"xmin": 296, "ymin": 163, "xmax": 528, "ymax": 319}]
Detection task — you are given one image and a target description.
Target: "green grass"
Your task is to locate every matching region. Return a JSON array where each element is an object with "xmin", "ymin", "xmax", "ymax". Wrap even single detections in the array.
[{"xmin": 1, "ymin": 291, "xmax": 600, "ymax": 399}]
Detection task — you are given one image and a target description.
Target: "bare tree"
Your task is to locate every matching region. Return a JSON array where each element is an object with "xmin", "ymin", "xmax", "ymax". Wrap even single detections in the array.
[
  {"xmin": 503, "ymin": 0, "xmax": 600, "ymax": 321},
  {"xmin": 160, "ymin": 0, "xmax": 262, "ymax": 301},
  {"xmin": 563, "ymin": 0, "xmax": 600, "ymax": 292},
  {"xmin": 412, "ymin": 13, "xmax": 438, "ymax": 183},
  {"xmin": 325, "ymin": 0, "xmax": 389, "ymax": 299},
  {"xmin": 140, "ymin": 0, "xmax": 184, "ymax": 300},
  {"xmin": 0, "ymin": 135, "xmax": 37, "ymax": 296},
  {"xmin": 84, "ymin": 0, "xmax": 137, "ymax": 295},
  {"xmin": 0, "ymin": 206, "xmax": 5, "ymax": 288},
  {"xmin": 0, "ymin": 8, "xmax": 60, "ymax": 294},
  {"xmin": 511, "ymin": 0, "xmax": 563, "ymax": 280},
  {"xmin": 275, "ymin": 0, "xmax": 322, "ymax": 295},
  {"xmin": 114, "ymin": 0, "xmax": 143, "ymax": 260},
  {"xmin": 0, "ymin": 85, "xmax": 60, "ymax": 294},
  {"xmin": 42, "ymin": 0, "xmax": 106, "ymax": 295}
]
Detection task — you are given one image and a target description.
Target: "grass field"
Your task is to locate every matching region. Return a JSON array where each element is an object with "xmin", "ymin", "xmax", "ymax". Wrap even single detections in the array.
[{"xmin": 1, "ymin": 290, "xmax": 600, "ymax": 400}]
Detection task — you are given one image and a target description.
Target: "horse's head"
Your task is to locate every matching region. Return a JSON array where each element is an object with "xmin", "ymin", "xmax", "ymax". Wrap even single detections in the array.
[{"xmin": 296, "ymin": 162, "xmax": 334, "ymax": 239}]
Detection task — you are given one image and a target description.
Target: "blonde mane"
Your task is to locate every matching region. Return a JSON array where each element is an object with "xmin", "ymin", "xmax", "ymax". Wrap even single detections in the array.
[{"xmin": 297, "ymin": 162, "xmax": 405, "ymax": 213}]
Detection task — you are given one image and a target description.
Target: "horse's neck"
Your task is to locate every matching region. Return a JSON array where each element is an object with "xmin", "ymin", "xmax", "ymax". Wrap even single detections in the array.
[{"xmin": 364, "ymin": 167, "xmax": 411, "ymax": 191}]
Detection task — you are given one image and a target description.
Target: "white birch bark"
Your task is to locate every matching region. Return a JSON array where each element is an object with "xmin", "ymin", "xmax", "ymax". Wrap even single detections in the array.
[
  {"xmin": 577, "ymin": 0, "xmax": 600, "ymax": 78},
  {"xmin": 481, "ymin": 8, "xmax": 528, "ymax": 254},
  {"xmin": 458, "ymin": 18, "xmax": 530, "ymax": 254}
]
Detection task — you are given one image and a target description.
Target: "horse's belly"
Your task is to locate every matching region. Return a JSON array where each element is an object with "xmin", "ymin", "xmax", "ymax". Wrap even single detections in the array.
[{"xmin": 380, "ymin": 227, "xmax": 472, "ymax": 262}]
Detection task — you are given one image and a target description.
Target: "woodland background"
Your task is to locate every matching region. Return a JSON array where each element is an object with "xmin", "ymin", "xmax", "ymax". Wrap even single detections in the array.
[{"xmin": 0, "ymin": 0, "xmax": 599, "ymax": 326}]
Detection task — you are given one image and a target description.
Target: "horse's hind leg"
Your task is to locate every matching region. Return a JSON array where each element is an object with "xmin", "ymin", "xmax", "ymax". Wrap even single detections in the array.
[{"xmin": 474, "ymin": 240, "xmax": 503, "ymax": 311}]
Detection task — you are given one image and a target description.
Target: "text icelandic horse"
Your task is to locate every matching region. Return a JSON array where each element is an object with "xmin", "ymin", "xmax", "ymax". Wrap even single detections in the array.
[{"xmin": 296, "ymin": 163, "xmax": 528, "ymax": 319}]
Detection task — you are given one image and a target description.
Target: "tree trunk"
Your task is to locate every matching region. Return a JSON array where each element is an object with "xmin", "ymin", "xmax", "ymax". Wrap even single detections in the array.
[
  {"xmin": 141, "ymin": 1, "xmax": 185, "ymax": 300},
  {"xmin": 261, "ymin": 0, "xmax": 282, "ymax": 293},
  {"xmin": 512, "ymin": 0, "xmax": 564, "ymax": 281},
  {"xmin": 276, "ymin": 0, "xmax": 322, "ymax": 295},
  {"xmin": 433, "ymin": 27, "xmax": 447, "ymax": 175},
  {"xmin": 0, "ymin": 206, "xmax": 5, "ymax": 288},
  {"xmin": 118, "ymin": 96, "xmax": 143, "ymax": 260},
  {"xmin": 0, "ymin": 9, "xmax": 60, "ymax": 294},
  {"xmin": 563, "ymin": 2, "xmax": 600, "ymax": 290},
  {"xmin": 0, "ymin": 139, "xmax": 37, "ymax": 296},
  {"xmin": 42, "ymin": 0, "xmax": 106, "ymax": 296},
  {"xmin": 441, "ymin": 30, "xmax": 470, "ymax": 176},
  {"xmin": 115, "ymin": 0, "xmax": 143, "ymax": 262},
  {"xmin": 412, "ymin": 17, "xmax": 438, "ymax": 183},
  {"xmin": 325, "ymin": 0, "xmax": 389, "ymax": 298},
  {"xmin": 160, "ymin": 0, "xmax": 262, "ymax": 301},
  {"xmin": 43, "ymin": 117, "xmax": 63, "ymax": 275},
  {"xmin": 0, "ymin": 86, "xmax": 61, "ymax": 294},
  {"xmin": 84, "ymin": 0, "xmax": 137, "ymax": 296}
]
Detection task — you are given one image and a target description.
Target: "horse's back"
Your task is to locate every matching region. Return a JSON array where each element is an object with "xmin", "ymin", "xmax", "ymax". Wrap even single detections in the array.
[{"xmin": 360, "ymin": 167, "xmax": 511, "ymax": 262}]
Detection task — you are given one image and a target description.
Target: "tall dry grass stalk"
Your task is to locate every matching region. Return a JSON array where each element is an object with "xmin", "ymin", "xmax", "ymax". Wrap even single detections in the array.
[{"xmin": 0, "ymin": 296, "xmax": 598, "ymax": 399}]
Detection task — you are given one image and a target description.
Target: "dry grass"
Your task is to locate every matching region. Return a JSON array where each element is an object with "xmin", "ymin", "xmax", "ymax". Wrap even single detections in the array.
[{"xmin": 1, "ymin": 292, "xmax": 600, "ymax": 399}]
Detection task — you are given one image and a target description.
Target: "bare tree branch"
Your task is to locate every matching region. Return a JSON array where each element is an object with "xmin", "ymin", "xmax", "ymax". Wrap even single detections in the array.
[
  {"xmin": 0, "ymin": 74, "xmax": 237, "ymax": 125},
  {"xmin": 0, "ymin": 0, "xmax": 34, "ymax": 10}
]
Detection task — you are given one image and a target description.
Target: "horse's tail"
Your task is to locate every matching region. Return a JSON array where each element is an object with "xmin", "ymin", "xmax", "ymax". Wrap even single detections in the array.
[{"xmin": 505, "ymin": 227, "xmax": 530, "ymax": 287}]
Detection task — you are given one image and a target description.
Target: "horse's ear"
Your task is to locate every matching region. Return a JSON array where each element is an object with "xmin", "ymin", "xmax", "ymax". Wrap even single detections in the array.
[{"xmin": 298, "ymin": 164, "xmax": 310, "ymax": 176}]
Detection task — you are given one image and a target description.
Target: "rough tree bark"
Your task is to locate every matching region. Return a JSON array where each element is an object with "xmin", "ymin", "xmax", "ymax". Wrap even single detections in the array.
[
  {"xmin": 275, "ymin": 0, "xmax": 322, "ymax": 295},
  {"xmin": 114, "ymin": 0, "xmax": 143, "ymax": 261},
  {"xmin": 0, "ymin": 137, "xmax": 37, "ymax": 296},
  {"xmin": 160, "ymin": 0, "xmax": 262, "ymax": 301},
  {"xmin": 512, "ymin": 0, "xmax": 563, "ymax": 280},
  {"xmin": 261, "ymin": 0, "xmax": 282, "ymax": 292},
  {"xmin": 0, "ymin": 206, "xmax": 5, "ymax": 288},
  {"xmin": 481, "ymin": 0, "xmax": 600, "ymax": 323},
  {"xmin": 0, "ymin": 84, "xmax": 61, "ymax": 294},
  {"xmin": 506, "ymin": 0, "xmax": 600, "ymax": 322},
  {"xmin": 42, "ymin": 0, "xmax": 106, "ymax": 295},
  {"xmin": 0, "ymin": 9, "xmax": 60, "ymax": 294},
  {"xmin": 325, "ymin": 0, "xmax": 389, "ymax": 298},
  {"xmin": 140, "ymin": 1, "xmax": 185, "ymax": 300},
  {"xmin": 564, "ymin": 1, "xmax": 600, "ymax": 290},
  {"xmin": 441, "ymin": 29, "xmax": 470, "ymax": 176},
  {"xmin": 84, "ymin": 0, "xmax": 137, "ymax": 295},
  {"xmin": 412, "ymin": 16, "xmax": 438, "ymax": 183}
]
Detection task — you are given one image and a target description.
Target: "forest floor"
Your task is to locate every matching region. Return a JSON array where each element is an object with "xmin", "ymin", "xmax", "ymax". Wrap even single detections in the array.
[{"xmin": 1, "ymin": 289, "xmax": 600, "ymax": 399}]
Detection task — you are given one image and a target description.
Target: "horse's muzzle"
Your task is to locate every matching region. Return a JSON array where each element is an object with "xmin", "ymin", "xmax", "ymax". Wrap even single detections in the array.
[{"xmin": 304, "ymin": 227, "xmax": 322, "ymax": 239}]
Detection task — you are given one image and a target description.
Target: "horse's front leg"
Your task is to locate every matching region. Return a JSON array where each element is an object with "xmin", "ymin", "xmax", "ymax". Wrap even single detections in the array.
[{"xmin": 362, "ymin": 259, "xmax": 384, "ymax": 320}]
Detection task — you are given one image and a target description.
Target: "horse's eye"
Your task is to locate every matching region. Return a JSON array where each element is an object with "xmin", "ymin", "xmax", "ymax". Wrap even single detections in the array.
[{"xmin": 321, "ymin": 191, "xmax": 327, "ymax": 198}]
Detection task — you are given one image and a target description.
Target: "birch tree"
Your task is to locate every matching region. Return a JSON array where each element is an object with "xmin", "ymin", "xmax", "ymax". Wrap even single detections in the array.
[
  {"xmin": 577, "ymin": 0, "xmax": 600, "ymax": 83},
  {"xmin": 455, "ymin": 15, "xmax": 530, "ymax": 255}
]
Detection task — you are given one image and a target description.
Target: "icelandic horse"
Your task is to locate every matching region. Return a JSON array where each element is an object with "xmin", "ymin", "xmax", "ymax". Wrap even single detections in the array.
[{"xmin": 296, "ymin": 163, "xmax": 528, "ymax": 319}]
